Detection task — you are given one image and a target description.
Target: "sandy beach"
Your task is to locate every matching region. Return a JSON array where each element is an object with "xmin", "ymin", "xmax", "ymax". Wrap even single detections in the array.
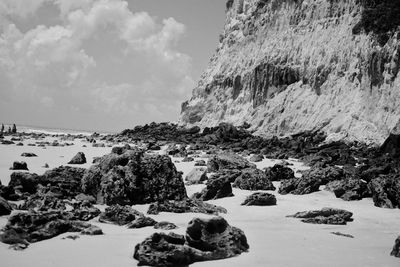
[{"xmin": 0, "ymin": 134, "xmax": 399, "ymax": 267}]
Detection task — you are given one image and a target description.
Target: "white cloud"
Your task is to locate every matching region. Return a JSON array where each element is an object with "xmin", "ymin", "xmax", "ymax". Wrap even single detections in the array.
[{"xmin": 0, "ymin": 0, "xmax": 195, "ymax": 130}]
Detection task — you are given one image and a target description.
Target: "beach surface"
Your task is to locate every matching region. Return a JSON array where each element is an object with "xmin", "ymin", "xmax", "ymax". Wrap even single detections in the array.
[{"xmin": 0, "ymin": 135, "xmax": 399, "ymax": 267}]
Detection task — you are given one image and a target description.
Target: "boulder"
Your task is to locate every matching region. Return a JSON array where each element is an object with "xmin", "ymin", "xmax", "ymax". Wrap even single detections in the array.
[
  {"xmin": 288, "ymin": 208, "xmax": 353, "ymax": 225},
  {"xmin": 154, "ymin": 221, "xmax": 178, "ymax": 230},
  {"xmin": 241, "ymin": 192, "xmax": 277, "ymax": 206},
  {"xmin": 99, "ymin": 205, "xmax": 146, "ymax": 226},
  {"xmin": 325, "ymin": 178, "xmax": 370, "ymax": 201},
  {"xmin": 10, "ymin": 161, "xmax": 28, "ymax": 171},
  {"xmin": 266, "ymin": 164, "xmax": 295, "ymax": 181},
  {"xmin": 233, "ymin": 168, "xmax": 275, "ymax": 191},
  {"xmin": 185, "ymin": 168, "xmax": 208, "ymax": 185},
  {"xmin": 9, "ymin": 172, "xmax": 39, "ymax": 194},
  {"xmin": 21, "ymin": 153, "xmax": 37, "ymax": 157},
  {"xmin": 192, "ymin": 176, "xmax": 233, "ymax": 201},
  {"xmin": 147, "ymin": 199, "xmax": 227, "ymax": 215},
  {"xmin": 68, "ymin": 152, "xmax": 87, "ymax": 164},
  {"xmin": 127, "ymin": 216, "xmax": 157, "ymax": 229},
  {"xmin": 0, "ymin": 196, "xmax": 12, "ymax": 215},
  {"xmin": 301, "ymin": 166, "xmax": 345, "ymax": 185},
  {"xmin": 368, "ymin": 176, "xmax": 400, "ymax": 208},
  {"xmin": 207, "ymin": 153, "xmax": 255, "ymax": 172},
  {"xmin": 82, "ymin": 149, "xmax": 187, "ymax": 205},
  {"xmin": 133, "ymin": 216, "xmax": 249, "ymax": 266},
  {"xmin": 391, "ymin": 236, "xmax": 400, "ymax": 258},
  {"xmin": 249, "ymin": 154, "xmax": 264, "ymax": 162},
  {"xmin": 278, "ymin": 176, "xmax": 321, "ymax": 195}
]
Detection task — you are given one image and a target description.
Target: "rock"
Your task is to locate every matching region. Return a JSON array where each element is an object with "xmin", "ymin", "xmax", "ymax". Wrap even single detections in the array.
[
  {"xmin": 10, "ymin": 161, "xmax": 28, "ymax": 171},
  {"xmin": 0, "ymin": 185, "xmax": 19, "ymax": 201},
  {"xmin": 82, "ymin": 149, "xmax": 187, "ymax": 205},
  {"xmin": 43, "ymin": 163, "xmax": 49, "ymax": 168},
  {"xmin": 80, "ymin": 225, "xmax": 103, "ymax": 235},
  {"xmin": 68, "ymin": 152, "xmax": 87, "ymax": 164},
  {"xmin": 391, "ymin": 236, "xmax": 400, "ymax": 258},
  {"xmin": 111, "ymin": 144, "xmax": 132, "ymax": 155},
  {"xmin": 182, "ymin": 156, "xmax": 194, "ymax": 162},
  {"xmin": 194, "ymin": 160, "xmax": 206, "ymax": 166},
  {"xmin": 99, "ymin": 205, "xmax": 144, "ymax": 226},
  {"xmin": 288, "ymin": 208, "xmax": 353, "ymax": 225},
  {"xmin": 21, "ymin": 153, "xmax": 37, "ymax": 157},
  {"xmin": 154, "ymin": 221, "xmax": 178, "ymax": 230},
  {"xmin": 0, "ymin": 211, "xmax": 100, "ymax": 248},
  {"xmin": 0, "ymin": 196, "xmax": 12, "ymax": 215},
  {"xmin": 249, "ymin": 154, "xmax": 263, "ymax": 162},
  {"xmin": 278, "ymin": 176, "xmax": 321, "ymax": 195},
  {"xmin": 133, "ymin": 216, "xmax": 248, "ymax": 266},
  {"xmin": 185, "ymin": 168, "xmax": 207, "ymax": 185},
  {"xmin": 266, "ymin": 164, "xmax": 295, "ymax": 181},
  {"xmin": 207, "ymin": 153, "xmax": 255, "ymax": 172},
  {"xmin": 127, "ymin": 216, "xmax": 157, "ymax": 229},
  {"xmin": 331, "ymin": 232, "xmax": 354, "ymax": 238},
  {"xmin": 302, "ymin": 166, "xmax": 345, "ymax": 185},
  {"xmin": 9, "ymin": 172, "xmax": 39, "ymax": 194},
  {"xmin": 325, "ymin": 178, "xmax": 370, "ymax": 201},
  {"xmin": 368, "ymin": 176, "xmax": 400, "ymax": 208},
  {"xmin": 147, "ymin": 199, "xmax": 227, "ymax": 215},
  {"xmin": 192, "ymin": 176, "xmax": 233, "ymax": 200},
  {"xmin": 241, "ymin": 192, "xmax": 276, "ymax": 206},
  {"xmin": 233, "ymin": 168, "xmax": 275, "ymax": 191}
]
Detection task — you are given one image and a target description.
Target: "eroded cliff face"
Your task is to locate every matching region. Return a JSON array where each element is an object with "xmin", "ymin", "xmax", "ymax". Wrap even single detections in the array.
[{"xmin": 180, "ymin": 0, "xmax": 400, "ymax": 144}]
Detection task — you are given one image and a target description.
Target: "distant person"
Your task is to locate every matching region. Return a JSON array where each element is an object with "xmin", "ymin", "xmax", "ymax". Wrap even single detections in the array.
[
  {"xmin": 12, "ymin": 124, "xmax": 17, "ymax": 133},
  {"xmin": 0, "ymin": 124, "xmax": 4, "ymax": 134},
  {"xmin": 8, "ymin": 126, "xmax": 11, "ymax": 133}
]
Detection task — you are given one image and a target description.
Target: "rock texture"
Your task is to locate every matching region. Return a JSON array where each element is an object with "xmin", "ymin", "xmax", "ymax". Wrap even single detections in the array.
[
  {"xmin": 241, "ymin": 192, "xmax": 277, "ymax": 206},
  {"xmin": 133, "ymin": 216, "xmax": 249, "ymax": 266},
  {"xmin": 68, "ymin": 152, "xmax": 87, "ymax": 164},
  {"xmin": 180, "ymin": 0, "xmax": 400, "ymax": 144},
  {"xmin": 391, "ymin": 236, "xmax": 400, "ymax": 258},
  {"xmin": 288, "ymin": 208, "xmax": 353, "ymax": 225}
]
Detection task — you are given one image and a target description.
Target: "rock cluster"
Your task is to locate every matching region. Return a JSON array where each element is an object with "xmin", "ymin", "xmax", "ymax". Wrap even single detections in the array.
[{"xmin": 133, "ymin": 216, "xmax": 249, "ymax": 266}]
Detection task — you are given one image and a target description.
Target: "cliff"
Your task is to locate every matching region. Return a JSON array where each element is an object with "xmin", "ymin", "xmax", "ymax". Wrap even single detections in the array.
[{"xmin": 180, "ymin": 0, "xmax": 400, "ymax": 144}]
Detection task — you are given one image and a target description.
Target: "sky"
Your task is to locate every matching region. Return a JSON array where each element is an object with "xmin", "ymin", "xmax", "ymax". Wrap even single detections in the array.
[{"xmin": 0, "ymin": 0, "xmax": 226, "ymax": 132}]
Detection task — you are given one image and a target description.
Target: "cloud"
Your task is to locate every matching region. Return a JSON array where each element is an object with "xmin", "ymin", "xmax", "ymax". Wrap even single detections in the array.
[{"xmin": 0, "ymin": 0, "xmax": 195, "ymax": 131}]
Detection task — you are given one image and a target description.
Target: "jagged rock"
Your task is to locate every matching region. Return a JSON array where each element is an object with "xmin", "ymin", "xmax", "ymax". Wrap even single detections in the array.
[
  {"xmin": 154, "ymin": 221, "xmax": 177, "ymax": 230},
  {"xmin": 194, "ymin": 160, "xmax": 206, "ymax": 166},
  {"xmin": 391, "ymin": 236, "xmax": 400, "ymax": 258},
  {"xmin": 279, "ymin": 176, "xmax": 321, "ymax": 195},
  {"xmin": 0, "ymin": 196, "xmax": 12, "ymax": 215},
  {"xmin": 185, "ymin": 168, "xmax": 208, "ymax": 185},
  {"xmin": 99, "ymin": 205, "xmax": 144, "ymax": 226},
  {"xmin": 266, "ymin": 164, "xmax": 295, "ymax": 181},
  {"xmin": 0, "ymin": 211, "xmax": 101, "ymax": 249},
  {"xmin": 127, "ymin": 216, "xmax": 157, "ymax": 229},
  {"xmin": 10, "ymin": 161, "xmax": 28, "ymax": 171},
  {"xmin": 82, "ymin": 149, "xmax": 187, "ymax": 205},
  {"xmin": 192, "ymin": 176, "xmax": 233, "ymax": 201},
  {"xmin": 9, "ymin": 172, "xmax": 39, "ymax": 194},
  {"xmin": 233, "ymin": 168, "xmax": 275, "ymax": 191},
  {"xmin": 68, "ymin": 152, "xmax": 87, "ymax": 164},
  {"xmin": 0, "ymin": 185, "xmax": 19, "ymax": 201},
  {"xmin": 368, "ymin": 176, "xmax": 400, "ymax": 208},
  {"xmin": 147, "ymin": 199, "xmax": 227, "ymax": 215},
  {"xmin": 21, "ymin": 153, "xmax": 37, "ymax": 157},
  {"xmin": 241, "ymin": 192, "xmax": 276, "ymax": 206},
  {"xmin": 288, "ymin": 208, "xmax": 353, "ymax": 225},
  {"xmin": 182, "ymin": 156, "xmax": 194, "ymax": 162},
  {"xmin": 21, "ymin": 192, "xmax": 66, "ymax": 211},
  {"xmin": 325, "ymin": 178, "xmax": 370, "ymax": 201},
  {"xmin": 133, "ymin": 216, "xmax": 248, "ymax": 266},
  {"xmin": 207, "ymin": 153, "xmax": 255, "ymax": 172},
  {"xmin": 111, "ymin": 144, "xmax": 132, "ymax": 155},
  {"xmin": 249, "ymin": 154, "xmax": 263, "ymax": 162},
  {"xmin": 302, "ymin": 166, "xmax": 345, "ymax": 185}
]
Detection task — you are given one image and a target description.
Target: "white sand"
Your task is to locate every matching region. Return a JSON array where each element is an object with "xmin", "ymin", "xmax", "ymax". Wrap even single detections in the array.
[{"xmin": 0, "ymin": 138, "xmax": 399, "ymax": 267}]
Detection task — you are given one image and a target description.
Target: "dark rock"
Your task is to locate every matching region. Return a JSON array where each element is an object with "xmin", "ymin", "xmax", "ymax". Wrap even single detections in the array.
[
  {"xmin": 9, "ymin": 172, "xmax": 39, "ymax": 194},
  {"xmin": 325, "ymin": 178, "xmax": 370, "ymax": 201},
  {"xmin": 279, "ymin": 176, "xmax": 321, "ymax": 195},
  {"xmin": 288, "ymin": 208, "xmax": 353, "ymax": 225},
  {"xmin": 241, "ymin": 192, "xmax": 276, "ymax": 206},
  {"xmin": 185, "ymin": 168, "xmax": 207, "ymax": 185},
  {"xmin": 368, "ymin": 176, "xmax": 400, "ymax": 208},
  {"xmin": 68, "ymin": 152, "xmax": 87, "ymax": 164},
  {"xmin": 233, "ymin": 168, "xmax": 275, "ymax": 191},
  {"xmin": 391, "ymin": 236, "xmax": 400, "ymax": 258},
  {"xmin": 154, "ymin": 221, "xmax": 178, "ymax": 230},
  {"xmin": 21, "ymin": 153, "xmax": 37, "ymax": 157},
  {"xmin": 82, "ymin": 149, "xmax": 187, "ymax": 205},
  {"xmin": 127, "ymin": 216, "xmax": 157, "ymax": 229},
  {"xmin": 207, "ymin": 153, "xmax": 255, "ymax": 172},
  {"xmin": 133, "ymin": 216, "xmax": 248, "ymax": 267},
  {"xmin": 1, "ymin": 140, "xmax": 14, "ymax": 145},
  {"xmin": 192, "ymin": 176, "xmax": 233, "ymax": 201},
  {"xmin": 147, "ymin": 199, "xmax": 227, "ymax": 215},
  {"xmin": 10, "ymin": 161, "xmax": 28, "ymax": 171},
  {"xmin": 331, "ymin": 232, "xmax": 354, "ymax": 238},
  {"xmin": 249, "ymin": 154, "xmax": 263, "ymax": 162},
  {"xmin": 182, "ymin": 157, "xmax": 194, "ymax": 162},
  {"xmin": 0, "ymin": 196, "xmax": 12, "ymax": 215},
  {"xmin": 303, "ymin": 166, "xmax": 345, "ymax": 185},
  {"xmin": 266, "ymin": 164, "xmax": 295, "ymax": 181},
  {"xmin": 111, "ymin": 144, "xmax": 132, "ymax": 155},
  {"xmin": 80, "ymin": 225, "xmax": 103, "ymax": 235},
  {"xmin": 99, "ymin": 205, "xmax": 144, "ymax": 226},
  {"xmin": 194, "ymin": 160, "xmax": 206, "ymax": 166},
  {"xmin": 0, "ymin": 185, "xmax": 19, "ymax": 201}
]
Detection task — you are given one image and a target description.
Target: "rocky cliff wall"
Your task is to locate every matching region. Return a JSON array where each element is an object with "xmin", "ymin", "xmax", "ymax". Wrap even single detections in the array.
[{"xmin": 180, "ymin": 0, "xmax": 400, "ymax": 144}]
